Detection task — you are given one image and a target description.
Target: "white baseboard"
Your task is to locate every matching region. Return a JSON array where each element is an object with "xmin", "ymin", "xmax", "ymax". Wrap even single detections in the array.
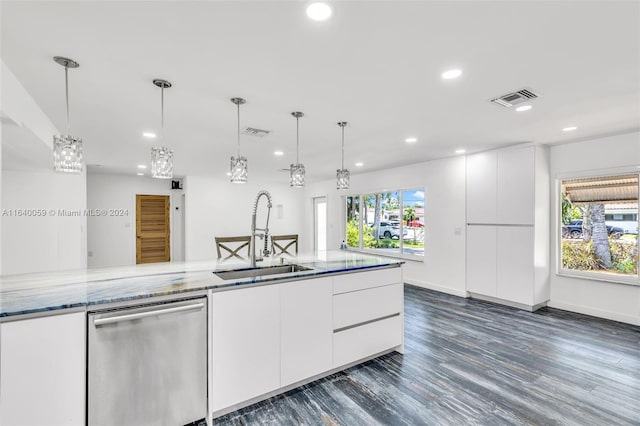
[
  {"xmin": 547, "ymin": 300, "xmax": 640, "ymax": 326},
  {"xmin": 404, "ymin": 278, "xmax": 468, "ymax": 298}
]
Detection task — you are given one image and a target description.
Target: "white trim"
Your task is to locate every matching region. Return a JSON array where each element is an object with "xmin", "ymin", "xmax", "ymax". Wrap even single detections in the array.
[
  {"xmin": 404, "ymin": 279, "xmax": 467, "ymax": 298},
  {"xmin": 547, "ymin": 300, "xmax": 640, "ymax": 326},
  {"xmin": 468, "ymin": 292, "xmax": 548, "ymax": 312},
  {"xmin": 556, "ymin": 270, "xmax": 639, "ymax": 287}
]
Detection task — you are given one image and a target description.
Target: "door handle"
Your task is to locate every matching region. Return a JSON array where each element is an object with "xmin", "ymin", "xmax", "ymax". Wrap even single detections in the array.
[{"xmin": 94, "ymin": 302, "xmax": 205, "ymax": 326}]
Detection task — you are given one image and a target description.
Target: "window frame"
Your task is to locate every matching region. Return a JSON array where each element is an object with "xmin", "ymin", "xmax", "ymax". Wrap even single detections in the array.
[
  {"xmin": 556, "ymin": 168, "xmax": 639, "ymax": 286},
  {"xmin": 343, "ymin": 187, "xmax": 425, "ymax": 262}
]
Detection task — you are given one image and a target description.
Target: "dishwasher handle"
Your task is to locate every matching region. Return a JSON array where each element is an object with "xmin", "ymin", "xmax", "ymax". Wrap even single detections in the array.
[{"xmin": 93, "ymin": 302, "xmax": 205, "ymax": 326}]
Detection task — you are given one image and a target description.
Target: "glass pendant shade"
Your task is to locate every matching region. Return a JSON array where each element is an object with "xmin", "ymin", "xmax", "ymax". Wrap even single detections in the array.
[
  {"xmin": 230, "ymin": 97, "xmax": 248, "ymax": 183},
  {"xmin": 53, "ymin": 134, "xmax": 83, "ymax": 173},
  {"xmin": 151, "ymin": 146, "xmax": 174, "ymax": 179},
  {"xmin": 151, "ymin": 79, "xmax": 173, "ymax": 179},
  {"xmin": 336, "ymin": 168, "xmax": 350, "ymax": 190},
  {"xmin": 230, "ymin": 155, "xmax": 248, "ymax": 183},
  {"xmin": 336, "ymin": 121, "xmax": 350, "ymax": 190},
  {"xmin": 290, "ymin": 163, "xmax": 305, "ymax": 188},
  {"xmin": 52, "ymin": 56, "xmax": 83, "ymax": 173}
]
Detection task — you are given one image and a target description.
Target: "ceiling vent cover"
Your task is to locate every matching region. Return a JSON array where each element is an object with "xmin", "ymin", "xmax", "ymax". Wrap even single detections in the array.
[
  {"xmin": 490, "ymin": 87, "xmax": 540, "ymax": 108},
  {"xmin": 241, "ymin": 127, "xmax": 271, "ymax": 137}
]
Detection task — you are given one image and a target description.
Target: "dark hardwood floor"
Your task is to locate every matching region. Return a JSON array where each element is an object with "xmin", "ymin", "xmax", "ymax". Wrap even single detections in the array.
[{"xmin": 214, "ymin": 284, "xmax": 640, "ymax": 425}]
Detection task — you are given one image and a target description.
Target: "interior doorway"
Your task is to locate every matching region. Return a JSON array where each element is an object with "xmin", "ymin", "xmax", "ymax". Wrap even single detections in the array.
[
  {"xmin": 136, "ymin": 194, "xmax": 171, "ymax": 264},
  {"xmin": 313, "ymin": 197, "xmax": 327, "ymax": 253}
]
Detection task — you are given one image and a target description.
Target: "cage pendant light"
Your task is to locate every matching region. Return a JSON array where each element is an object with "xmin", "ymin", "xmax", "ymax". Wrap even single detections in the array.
[
  {"xmin": 151, "ymin": 79, "xmax": 174, "ymax": 179},
  {"xmin": 290, "ymin": 112, "xmax": 305, "ymax": 188},
  {"xmin": 230, "ymin": 97, "xmax": 248, "ymax": 183},
  {"xmin": 52, "ymin": 56, "xmax": 83, "ymax": 173},
  {"xmin": 336, "ymin": 121, "xmax": 350, "ymax": 190}
]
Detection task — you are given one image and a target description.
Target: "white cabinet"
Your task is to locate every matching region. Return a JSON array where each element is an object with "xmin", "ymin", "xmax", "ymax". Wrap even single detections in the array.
[
  {"xmin": 211, "ymin": 285, "xmax": 281, "ymax": 411},
  {"xmin": 281, "ymin": 278, "xmax": 332, "ymax": 387},
  {"xmin": 497, "ymin": 147, "xmax": 535, "ymax": 225},
  {"xmin": 332, "ymin": 269, "xmax": 403, "ymax": 368},
  {"xmin": 467, "ymin": 145, "xmax": 535, "ymax": 225},
  {"xmin": 465, "ymin": 144, "xmax": 549, "ymax": 310},
  {"xmin": 466, "ymin": 225, "xmax": 497, "ymax": 297},
  {"xmin": 497, "ymin": 226, "xmax": 535, "ymax": 305},
  {"xmin": 211, "ymin": 267, "xmax": 405, "ymax": 416},
  {"xmin": 466, "ymin": 151, "xmax": 497, "ymax": 224},
  {"xmin": 0, "ymin": 312, "xmax": 85, "ymax": 426}
]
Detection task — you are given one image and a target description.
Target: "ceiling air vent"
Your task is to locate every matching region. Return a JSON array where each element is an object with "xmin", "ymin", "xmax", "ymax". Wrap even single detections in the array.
[
  {"xmin": 490, "ymin": 87, "xmax": 540, "ymax": 108},
  {"xmin": 241, "ymin": 127, "xmax": 271, "ymax": 137}
]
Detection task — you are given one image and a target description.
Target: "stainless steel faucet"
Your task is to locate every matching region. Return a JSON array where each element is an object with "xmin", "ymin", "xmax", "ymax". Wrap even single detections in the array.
[{"xmin": 250, "ymin": 190, "xmax": 272, "ymax": 267}]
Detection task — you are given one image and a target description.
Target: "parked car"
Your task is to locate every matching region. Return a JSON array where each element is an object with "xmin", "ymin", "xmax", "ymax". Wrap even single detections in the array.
[
  {"xmin": 562, "ymin": 219, "xmax": 624, "ymax": 239},
  {"xmin": 407, "ymin": 220, "xmax": 424, "ymax": 227},
  {"xmin": 378, "ymin": 221, "xmax": 407, "ymax": 239}
]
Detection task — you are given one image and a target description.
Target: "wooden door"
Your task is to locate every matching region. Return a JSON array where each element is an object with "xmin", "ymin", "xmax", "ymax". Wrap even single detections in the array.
[{"xmin": 136, "ymin": 195, "xmax": 170, "ymax": 264}]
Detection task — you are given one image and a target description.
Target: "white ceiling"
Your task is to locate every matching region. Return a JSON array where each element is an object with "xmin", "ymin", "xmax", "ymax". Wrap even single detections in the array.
[{"xmin": 2, "ymin": 1, "xmax": 639, "ymax": 182}]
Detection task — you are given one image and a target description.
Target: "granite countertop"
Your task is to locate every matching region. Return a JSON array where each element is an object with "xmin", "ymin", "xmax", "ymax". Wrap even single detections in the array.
[{"xmin": 0, "ymin": 251, "xmax": 403, "ymax": 318}]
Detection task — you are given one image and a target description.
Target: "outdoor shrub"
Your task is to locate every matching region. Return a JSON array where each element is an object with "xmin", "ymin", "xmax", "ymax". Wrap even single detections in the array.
[
  {"xmin": 562, "ymin": 240, "xmax": 600, "ymax": 270},
  {"xmin": 563, "ymin": 238, "xmax": 638, "ymax": 275},
  {"xmin": 377, "ymin": 239, "xmax": 399, "ymax": 249}
]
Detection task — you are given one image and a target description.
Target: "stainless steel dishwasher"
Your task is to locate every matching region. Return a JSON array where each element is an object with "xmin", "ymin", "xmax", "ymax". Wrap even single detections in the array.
[{"xmin": 88, "ymin": 297, "xmax": 207, "ymax": 426}]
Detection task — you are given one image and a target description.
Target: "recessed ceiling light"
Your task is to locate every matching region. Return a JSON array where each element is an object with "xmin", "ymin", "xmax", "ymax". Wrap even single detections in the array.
[
  {"xmin": 455, "ymin": 149, "xmax": 466, "ymax": 154},
  {"xmin": 405, "ymin": 137, "xmax": 417, "ymax": 143},
  {"xmin": 137, "ymin": 164, "xmax": 147, "ymax": 169},
  {"xmin": 225, "ymin": 172, "xmax": 232, "ymax": 176},
  {"xmin": 274, "ymin": 150, "xmax": 284, "ymax": 156},
  {"xmin": 562, "ymin": 126, "xmax": 577, "ymax": 132},
  {"xmin": 441, "ymin": 69, "xmax": 462, "ymax": 80},
  {"xmin": 136, "ymin": 172, "xmax": 144, "ymax": 176},
  {"xmin": 143, "ymin": 132, "xmax": 157, "ymax": 139},
  {"xmin": 515, "ymin": 105, "xmax": 532, "ymax": 112},
  {"xmin": 355, "ymin": 162, "xmax": 364, "ymax": 167},
  {"xmin": 306, "ymin": 2, "xmax": 332, "ymax": 21}
]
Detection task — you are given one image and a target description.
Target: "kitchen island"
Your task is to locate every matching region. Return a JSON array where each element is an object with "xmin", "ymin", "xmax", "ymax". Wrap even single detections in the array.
[{"xmin": 0, "ymin": 251, "xmax": 404, "ymax": 425}]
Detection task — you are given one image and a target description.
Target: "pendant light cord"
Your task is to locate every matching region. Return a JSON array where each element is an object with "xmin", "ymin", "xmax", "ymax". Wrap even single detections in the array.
[
  {"xmin": 65, "ymin": 65, "xmax": 70, "ymax": 135},
  {"xmin": 237, "ymin": 102, "xmax": 241, "ymax": 157},
  {"xmin": 341, "ymin": 125, "xmax": 345, "ymax": 169},
  {"xmin": 160, "ymin": 86, "xmax": 165, "ymax": 139},
  {"xmin": 296, "ymin": 116, "xmax": 300, "ymax": 164}
]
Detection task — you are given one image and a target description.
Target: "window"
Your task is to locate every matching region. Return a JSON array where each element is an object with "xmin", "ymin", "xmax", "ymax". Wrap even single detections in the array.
[
  {"xmin": 560, "ymin": 173, "xmax": 639, "ymax": 282},
  {"xmin": 345, "ymin": 188, "xmax": 424, "ymax": 258}
]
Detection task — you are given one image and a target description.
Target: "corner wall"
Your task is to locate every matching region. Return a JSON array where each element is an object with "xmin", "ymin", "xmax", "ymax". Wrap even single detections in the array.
[
  {"xmin": 1, "ymin": 169, "xmax": 87, "ymax": 275},
  {"xmin": 549, "ymin": 131, "xmax": 640, "ymax": 325}
]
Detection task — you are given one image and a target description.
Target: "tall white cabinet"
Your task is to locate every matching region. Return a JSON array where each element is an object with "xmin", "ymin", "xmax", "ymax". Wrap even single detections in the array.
[{"xmin": 466, "ymin": 144, "xmax": 549, "ymax": 310}]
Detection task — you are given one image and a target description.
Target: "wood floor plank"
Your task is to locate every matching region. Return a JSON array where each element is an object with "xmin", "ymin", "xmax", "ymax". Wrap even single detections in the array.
[{"xmin": 214, "ymin": 285, "xmax": 640, "ymax": 425}]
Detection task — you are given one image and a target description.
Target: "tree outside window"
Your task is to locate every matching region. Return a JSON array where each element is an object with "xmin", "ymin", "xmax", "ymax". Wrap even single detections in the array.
[{"xmin": 561, "ymin": 174, "xmax": 638, "ymax": 278}]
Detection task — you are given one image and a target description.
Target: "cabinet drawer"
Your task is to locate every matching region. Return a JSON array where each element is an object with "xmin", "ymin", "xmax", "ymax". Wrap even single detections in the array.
[
  {"xmin": 333, "ymin": 267, "xmax": 401, "ymax": 295},
  {"xmin": 333, "ymin": 283, "xmax": 402, "ymax": 330},
  {"xmin": 333, "ymin": 315, "xmax": 402, "ymax": 368}
]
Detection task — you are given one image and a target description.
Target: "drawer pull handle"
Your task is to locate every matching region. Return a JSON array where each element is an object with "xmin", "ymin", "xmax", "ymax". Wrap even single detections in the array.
[{"xmin": 334, "ymin": 312, "xmax": 400, "ymax": 333}]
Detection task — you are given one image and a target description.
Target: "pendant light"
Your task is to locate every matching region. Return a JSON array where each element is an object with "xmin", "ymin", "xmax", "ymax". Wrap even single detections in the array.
[
  {"xmin": 290, "ymin": 112, "xmax": 305, "ymax": 188},
  {"xmin": 151, "ymin": 79, "xmax": 174, "ymax": 179},
  {"xmin": 336, "ymin": 121, "xmax": 350, "ymax": 190},
  {"xmin": 52, "ymin": 56, "xmax": 83, "ymax": 173},
  {"xmin": 230, "ymin": 97, "xmax": 248, "ymax": 183}
]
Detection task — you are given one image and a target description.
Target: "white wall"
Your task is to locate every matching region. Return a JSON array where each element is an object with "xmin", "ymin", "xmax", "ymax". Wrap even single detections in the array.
[
  {"xmin": 1, "ymin": 169, "xmax": 87, "ymax": 275},
  {"xmin": 184, "ymin": 176, "xmax": 305, "ymax": 262},
  {"xmin": 304, "ymin": 156, "xmax": 467, "ymax": 297},
  {"xmin": 549, "ymin": 131, "xmax": 640, "ymax": 325},
  {"xmin": 87, "ymin": 173, "xmax": 183, "ymax": 268}
]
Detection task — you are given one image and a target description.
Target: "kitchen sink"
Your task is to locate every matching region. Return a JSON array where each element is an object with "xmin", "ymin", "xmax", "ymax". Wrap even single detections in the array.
[{"xmin": 214, "ymin": 264, "xmax": 313, "ymax": 280}]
